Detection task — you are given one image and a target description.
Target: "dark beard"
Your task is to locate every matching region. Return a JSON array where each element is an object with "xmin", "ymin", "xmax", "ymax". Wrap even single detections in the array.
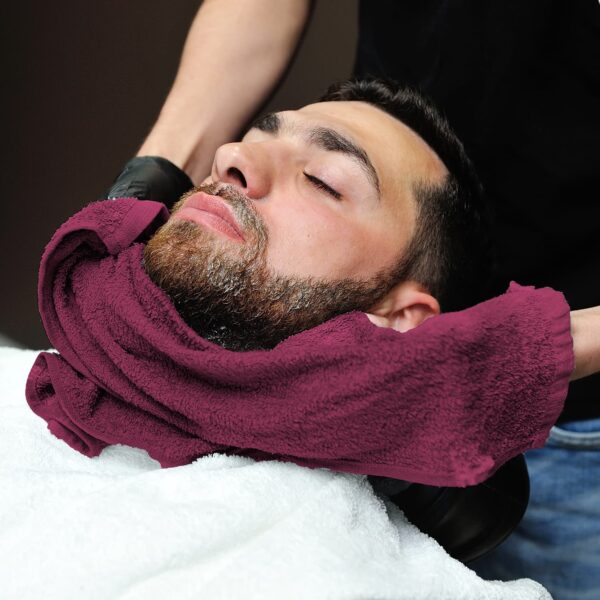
[{"xmin": 142, "ymin": 182, "xmax": 403, "ymax": 351}]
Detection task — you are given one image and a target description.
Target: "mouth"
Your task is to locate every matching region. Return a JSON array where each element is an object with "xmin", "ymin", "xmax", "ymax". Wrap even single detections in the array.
[{"xmin": 174, "ymin": 190, "xmax": 245, "ymax": 242}]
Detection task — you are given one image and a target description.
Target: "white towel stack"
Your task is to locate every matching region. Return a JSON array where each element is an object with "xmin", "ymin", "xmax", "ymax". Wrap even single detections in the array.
[{"xmin": 0, "ymin": 347, "xmax": 550, "ymax": 599}]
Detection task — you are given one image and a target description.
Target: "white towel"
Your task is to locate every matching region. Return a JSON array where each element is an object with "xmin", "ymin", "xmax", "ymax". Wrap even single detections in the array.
[{"xmin": 0, "ymin": 347, "xmax": 551, "ymax": 599}]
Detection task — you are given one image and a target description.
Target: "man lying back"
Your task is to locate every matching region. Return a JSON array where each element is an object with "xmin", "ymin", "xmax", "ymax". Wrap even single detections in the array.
[
  {"xmin": 141, "ymin": 79, "xmax": 497, "ymax": 352},
  {"xmin": 27, "ymin": 78, "xmax": 599, "ymax": 489}
]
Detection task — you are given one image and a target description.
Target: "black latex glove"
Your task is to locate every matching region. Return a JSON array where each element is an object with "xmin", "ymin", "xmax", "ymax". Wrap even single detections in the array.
[{"xmin": 104, "ymin": 156, "xmax": 194, "ymax": 210}]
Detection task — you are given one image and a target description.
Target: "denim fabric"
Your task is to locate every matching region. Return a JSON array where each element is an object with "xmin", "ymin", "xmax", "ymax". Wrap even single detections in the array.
[{"xmin": 469, "ymin": 417, "xmax": 600, "ymax": 600}]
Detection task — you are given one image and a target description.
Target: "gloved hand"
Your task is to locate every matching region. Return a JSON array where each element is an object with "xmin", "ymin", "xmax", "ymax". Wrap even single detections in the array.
[{"xmin": 104, "ymin": 156, "xmax": 194, "ymax": 210}]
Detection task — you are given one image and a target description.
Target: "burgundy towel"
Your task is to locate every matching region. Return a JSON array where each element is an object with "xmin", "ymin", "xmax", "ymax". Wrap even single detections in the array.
[{"xmin": 25, "ymin": 198, "xmax": 574, "ymax": 486}]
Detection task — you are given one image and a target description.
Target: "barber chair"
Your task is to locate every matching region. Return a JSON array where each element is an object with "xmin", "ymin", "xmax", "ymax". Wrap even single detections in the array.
[{"xmin": 367, "ymin": 454, "xmax": 529, "ymax": 564}]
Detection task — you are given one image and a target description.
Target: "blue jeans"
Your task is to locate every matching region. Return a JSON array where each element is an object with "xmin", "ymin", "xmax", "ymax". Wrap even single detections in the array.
[{"xmin": 469, "ymin": 417, "xmax": 600, "ymax": 600}]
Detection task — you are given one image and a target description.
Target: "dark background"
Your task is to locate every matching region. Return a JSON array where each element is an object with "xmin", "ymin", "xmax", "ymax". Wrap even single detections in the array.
[{"xmin": 1, "ymin": 0, "xmax": 358, "ymax": 350}]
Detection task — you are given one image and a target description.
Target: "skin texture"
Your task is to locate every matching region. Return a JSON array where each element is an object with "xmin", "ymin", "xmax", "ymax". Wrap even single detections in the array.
[
  {"xmin": 569, "ymin": 306, "xmax": 600, "ymax": 381},
  {"xmin": 142, "ymin": 101, "xmax": 449, "ymax": 351}
]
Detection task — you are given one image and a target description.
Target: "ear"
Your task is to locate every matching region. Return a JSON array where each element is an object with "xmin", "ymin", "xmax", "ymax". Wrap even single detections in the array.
[{"xmin": 364, "ymin": 280, "xmax": 440, "ymax": 333}]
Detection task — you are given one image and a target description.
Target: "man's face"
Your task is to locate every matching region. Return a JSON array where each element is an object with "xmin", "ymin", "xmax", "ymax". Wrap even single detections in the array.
[{"xmin": 142, "ymin": 101, "xmax": 446, "ymax": 351}]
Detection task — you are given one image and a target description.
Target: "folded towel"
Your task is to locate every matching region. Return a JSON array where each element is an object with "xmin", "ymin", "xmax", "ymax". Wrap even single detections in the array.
[
  {"xmin": 4, "ymin": 347, "xmax": 552, "ymax": 599},
  {"xmin": 25, "ymin": 198, "xmax": 573, "ymax": 486}
]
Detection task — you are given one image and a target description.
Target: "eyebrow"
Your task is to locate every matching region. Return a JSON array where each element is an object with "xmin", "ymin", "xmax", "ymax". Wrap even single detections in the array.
[{"xmin": 249, "ymin": 112, "xmax": 381, "ymax": 197}]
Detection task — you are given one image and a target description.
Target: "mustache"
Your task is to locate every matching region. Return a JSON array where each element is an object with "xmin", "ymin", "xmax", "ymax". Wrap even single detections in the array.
[
  {"xmin": 207, "ymin": 180, "xmax": 246, "ymax": 202},
  {"xmin": 175, "ymin": 181, "xmax": 267, "ymax": 246}
]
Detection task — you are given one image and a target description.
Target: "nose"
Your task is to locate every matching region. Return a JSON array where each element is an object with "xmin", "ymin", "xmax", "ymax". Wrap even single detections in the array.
[{"xmin": 212, "ymin": 142, "xmax": 271, "ymax": 200}]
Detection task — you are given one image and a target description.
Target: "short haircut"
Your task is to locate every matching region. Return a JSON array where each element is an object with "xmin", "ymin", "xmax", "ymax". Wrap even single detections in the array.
[{"xmin": 320, "ymin": 78, "xmax": 497, "ymax": 312}]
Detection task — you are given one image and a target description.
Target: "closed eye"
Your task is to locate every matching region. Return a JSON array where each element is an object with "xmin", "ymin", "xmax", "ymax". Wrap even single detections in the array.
[{"xmin": 303, "ymin": 171, "xmax": 342, "ymax": 200}]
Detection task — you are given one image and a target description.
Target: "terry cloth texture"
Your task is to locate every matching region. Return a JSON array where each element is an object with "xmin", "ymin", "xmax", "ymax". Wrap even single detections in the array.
[
  {"xmin": 25, "ymin": 198, "xmax": 574, "ymax": 487},
  {"xmin": 3, "ymin": 348, "xmax": 553, "ymax": 600}
]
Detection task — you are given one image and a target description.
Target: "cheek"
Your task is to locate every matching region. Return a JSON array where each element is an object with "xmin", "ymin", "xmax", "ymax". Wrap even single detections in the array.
[{"xmin": 263, "ymin": 204, "xmax": 375, "ymax": 280}]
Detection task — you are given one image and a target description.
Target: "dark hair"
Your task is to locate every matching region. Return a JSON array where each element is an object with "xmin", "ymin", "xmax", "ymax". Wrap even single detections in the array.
[{"xmin": 319, "ymin": 78, "xmax": 497, "ymax": 312}]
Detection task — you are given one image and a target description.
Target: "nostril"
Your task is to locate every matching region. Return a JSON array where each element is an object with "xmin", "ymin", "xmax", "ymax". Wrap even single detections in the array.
[{"xmin": 227, "ymin": 167, "xmax": 247, "ymax": 188}]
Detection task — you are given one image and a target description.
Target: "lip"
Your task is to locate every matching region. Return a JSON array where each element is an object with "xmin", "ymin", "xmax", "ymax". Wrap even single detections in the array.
[{"xmin": 176, "ymin": 191, "xmax": 245, "ymax": 241}]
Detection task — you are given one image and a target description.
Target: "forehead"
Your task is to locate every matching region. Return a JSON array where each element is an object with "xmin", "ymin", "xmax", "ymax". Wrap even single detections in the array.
[{"xmin": 295, "ymin": 101, "xmax": 447, "ymax": 193}]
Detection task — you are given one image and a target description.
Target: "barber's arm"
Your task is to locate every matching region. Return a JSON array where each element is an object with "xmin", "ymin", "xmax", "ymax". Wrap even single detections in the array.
[
  {"xmin": 569, "ymin": 305, "xmax": 600, "ymax": 381},
  {"xmin": 106, "ymin": 0, "xmax": 311, "ymax": 206},
  {"xmin": 145, "ymin": 0, "xmax": 311, "ymax": 172}
]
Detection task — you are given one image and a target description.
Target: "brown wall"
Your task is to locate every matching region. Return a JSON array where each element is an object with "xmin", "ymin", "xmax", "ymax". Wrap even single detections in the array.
[{"xmin": 1, "ymin": 0, "xmax": 358, "ymax": 349}]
